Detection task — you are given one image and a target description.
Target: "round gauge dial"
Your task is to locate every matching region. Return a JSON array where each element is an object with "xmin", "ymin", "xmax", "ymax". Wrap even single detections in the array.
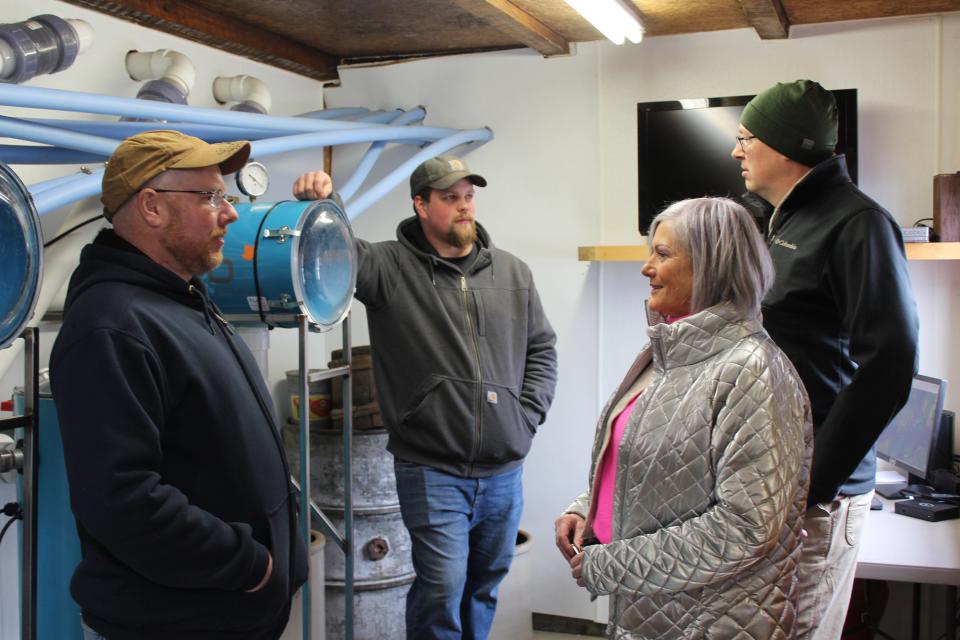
[{"xmin": 236, "ymin": 161, "xmax": 270, "ymax": 197}]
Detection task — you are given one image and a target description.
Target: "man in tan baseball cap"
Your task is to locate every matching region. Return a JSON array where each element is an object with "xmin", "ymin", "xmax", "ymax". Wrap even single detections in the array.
[
  {"xmin": 101, "ymin": 129, "xmax": 249, "ymax": 220},
  {"xmin": 98, "ymin": 129, "xmax": 250, "ymax": 279},
  {"xmin": 50, "ymin": 129, "xmax": 309, "ymax": 639}
]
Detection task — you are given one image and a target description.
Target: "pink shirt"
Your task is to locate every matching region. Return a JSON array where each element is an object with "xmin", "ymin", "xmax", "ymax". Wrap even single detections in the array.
[{"xmin": 592, "ymin": 393, "xmax": 641, "ymax": 544}]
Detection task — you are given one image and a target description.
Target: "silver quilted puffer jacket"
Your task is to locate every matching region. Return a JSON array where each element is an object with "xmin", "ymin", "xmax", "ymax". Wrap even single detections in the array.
[{"xmin": 567, "ymin": 303, "xmax": 812, "ymax": 639}]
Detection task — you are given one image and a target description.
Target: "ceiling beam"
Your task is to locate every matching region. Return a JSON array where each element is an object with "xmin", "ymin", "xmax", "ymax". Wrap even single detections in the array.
[
  {"xmin": 58, "ymin": 0, "xmax": 341, "ymax": 82},
  {"xmin": 737, "ymin": 0, "xmax": 791, "ymax": 39},
  {"xmin": 450, "ymin": 0, "xmax": 571, "ymax": 57}
]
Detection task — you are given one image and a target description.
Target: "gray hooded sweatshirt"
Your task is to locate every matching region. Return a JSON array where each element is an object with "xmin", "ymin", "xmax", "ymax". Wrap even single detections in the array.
[{"xmin": 354, "ymin": 216, "xmax": 558, "ymax": 478}]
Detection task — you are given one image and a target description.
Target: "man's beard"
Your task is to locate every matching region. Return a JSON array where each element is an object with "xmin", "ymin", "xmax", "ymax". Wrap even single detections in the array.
[
  {"xmin": 444, "ymin": 219, "xmax": 477, "ymax": 248},
  {"xmin": 163, "ymin": 213, "xmax": 224, "ymax": 276}
]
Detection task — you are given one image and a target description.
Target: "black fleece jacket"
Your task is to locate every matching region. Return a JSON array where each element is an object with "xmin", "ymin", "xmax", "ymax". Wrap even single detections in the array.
[
  {"xmin": 759, "ymin": 155, "xmax": 919, "ymax": 504},
  {"xmin": 49, "ymin": 230, "xmax": 307, "ymax": 639}
]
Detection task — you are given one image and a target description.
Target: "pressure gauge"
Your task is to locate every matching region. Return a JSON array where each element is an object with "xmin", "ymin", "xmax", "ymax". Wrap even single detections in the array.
[{"xmin": 236, "ymin": 161, "xmax": 270, "ymax": 197}]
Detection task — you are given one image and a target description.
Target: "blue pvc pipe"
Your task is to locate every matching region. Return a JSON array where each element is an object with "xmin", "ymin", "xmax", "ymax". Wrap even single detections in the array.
[
  {"xmin": 29, "ymin": 171, "xmax": 98, "ymax": 195},
  {"xmin": 0, "ymin": 146, "xmax": 106, "ymax": 165},
  {"xmin": 0, "ymin": 85, "xmax": 463, "ymax": 136},
  {"xmin": 23, "ymin": 118, "xmax": 296, "ymax": 142},
  {"xmin": 24, "ymin": 128, "xmax": 492, "ymax": 218},
  {"xmin": 295, "ymin": 107, "xmax": 370, "ymax": 119},
  {"xmin": 32, "ymin": 170, "xmax": 104, "ymax": 216},
  {"xmin": 345, "ymin": 127, "xmax": 493, "ymax": 219},
  {"xmin": 339, "ymin": 108, "xmax": 428, "ymax": 201},
  {"xmin": 1, "ymin": 83, "xmax": 492, "ymax": 221},
  {"xmin": 345, "ymin": 110, "xmax": 404, "ymax": 123},
  {"xmin": 0, "ymin": 116, "xmax": 119, "ymax": 155},
  {"xmin": 249, "ymin": 124, "xmax": 465, "ymax": 158}
]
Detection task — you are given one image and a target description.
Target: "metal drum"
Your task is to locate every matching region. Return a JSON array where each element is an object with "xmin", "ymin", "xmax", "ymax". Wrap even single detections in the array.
[
  {"xmin": 283, "ymin": 426, "xmax": 398, "ymax": 509},
  {"xmin": 322, "ymin": 505, "xmax": 412, "ymax": 583},
  {"xmin": 283, "ymin": 420, "xmax": 413, "ymax": 639},
  {"xmin": 0, "ymin": 163, "xmax": 42, "ymax": 350},
  {"xmin": 204, "ymin": 199, "xmax": 357, "ymax": 328},
  {"xmin": 320, "ymin": 424, "xmax": 412, "ymax": 640},
  {"xmin": 325, "ymin": 573, "xmax": 415, "ymax": 640}
]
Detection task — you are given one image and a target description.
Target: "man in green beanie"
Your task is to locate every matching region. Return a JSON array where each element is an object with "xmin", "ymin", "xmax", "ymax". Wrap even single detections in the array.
[{"xmin": 733, "ymin": 80, "xmax": 918, "ymax": 639}]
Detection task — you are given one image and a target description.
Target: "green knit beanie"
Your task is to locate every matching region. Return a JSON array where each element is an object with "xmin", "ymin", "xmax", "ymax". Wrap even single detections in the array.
[{"xmin": 740, "ymin": 80, "xmax": 838, "ymax": 167}]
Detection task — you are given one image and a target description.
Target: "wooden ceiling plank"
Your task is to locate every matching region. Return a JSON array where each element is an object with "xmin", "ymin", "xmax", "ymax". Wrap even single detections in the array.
[
  {"xmin": 58, "ymin": 0, "xmax": 340, "ymax": 82},
  {"xmin": 737, "ymin": 0, "xmax": 791, "ymax": 39},
  {"xmin": 450, "ymin": 0, "xmax": 571, "ymax": 56}
]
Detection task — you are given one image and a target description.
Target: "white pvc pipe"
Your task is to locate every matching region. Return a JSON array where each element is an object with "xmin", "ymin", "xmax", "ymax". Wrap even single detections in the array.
[
  {"xmin": 67, "ymin": 19, "xmax": 94, "ymax": 55},
  {"xmin": 125, "ymin": 49, "xmax": 196, "ymax": 96},
  {"xmin": 213, "ymin": 75, "xmax": 272, "ymax": 114},
  {"xmin": 0, "ymin": 39, "xmax": 15, "ymax": 80}
]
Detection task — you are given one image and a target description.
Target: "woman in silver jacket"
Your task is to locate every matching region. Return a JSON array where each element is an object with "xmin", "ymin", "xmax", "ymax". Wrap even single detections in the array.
[{"xmin": 556, "ymin": 198, "xmax": 813, "ymax": 639}]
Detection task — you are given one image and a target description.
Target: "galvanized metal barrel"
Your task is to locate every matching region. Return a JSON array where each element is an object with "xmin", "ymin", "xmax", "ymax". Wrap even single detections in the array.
[
  {"xmin": 325, "ymin": 573, "xmax": 415, "ymax": 640},
  {"xmin": 321, "ymin": 505, "xmax": 412, "ymax": 583},
  {"xmin": 283, "ymin": 425, "xmax": 397, "ymax": 509},
  {"xmin": 282, "ymin": 406, "xmax": 413, "ymax": 639}
]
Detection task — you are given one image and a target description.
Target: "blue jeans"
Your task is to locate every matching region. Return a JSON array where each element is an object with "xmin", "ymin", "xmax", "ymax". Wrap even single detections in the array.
[{"xmin": 394, "ymin": 460, "xmax": 523, "ymax": 640}]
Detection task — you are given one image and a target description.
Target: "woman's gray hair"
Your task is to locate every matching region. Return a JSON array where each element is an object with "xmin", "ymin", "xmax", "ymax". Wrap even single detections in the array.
[{"xmin": 647, "ymin": 197, "xmax": 773, "ymax": 317}]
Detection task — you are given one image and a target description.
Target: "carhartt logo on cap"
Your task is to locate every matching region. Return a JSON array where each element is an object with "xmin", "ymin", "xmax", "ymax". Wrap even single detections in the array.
[
  {"xmin": 800, "ymin": 138, "xmax": 814, "ymax": 150},
  {"xmin": 447, "ymin": 158, "xmax": 465, "ymax": 171}
]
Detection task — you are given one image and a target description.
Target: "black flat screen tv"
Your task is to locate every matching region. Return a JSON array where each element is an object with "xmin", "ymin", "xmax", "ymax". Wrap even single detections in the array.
[{"xmin": 637, "ymin": 89, "xmax": 858, "ymax": 234}]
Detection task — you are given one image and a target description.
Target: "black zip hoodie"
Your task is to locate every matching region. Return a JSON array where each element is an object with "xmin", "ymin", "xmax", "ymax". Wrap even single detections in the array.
[{"xmin": 49, "ymin": 230, "xmax": 307, "ymax": 639}]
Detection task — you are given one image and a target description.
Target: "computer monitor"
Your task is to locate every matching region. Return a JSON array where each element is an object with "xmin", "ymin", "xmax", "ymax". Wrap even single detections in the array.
[{"xmin": 875, "ymin": 374, "xmax": 951, "ymax": 495}]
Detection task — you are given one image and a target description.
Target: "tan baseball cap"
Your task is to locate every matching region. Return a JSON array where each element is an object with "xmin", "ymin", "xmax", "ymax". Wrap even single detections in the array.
[{"xmin": 101, "ymin": 130, "xmax": 251, "ymax": 220}]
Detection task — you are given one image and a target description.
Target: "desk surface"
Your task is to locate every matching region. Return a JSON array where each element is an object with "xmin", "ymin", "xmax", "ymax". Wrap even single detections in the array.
[{"xmin": 856, "ymin": 496, "xmax": 960, "ymax": 585}]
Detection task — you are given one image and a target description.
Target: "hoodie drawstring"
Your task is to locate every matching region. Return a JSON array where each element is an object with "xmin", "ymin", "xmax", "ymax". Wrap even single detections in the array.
[{"xmin": 188, "ymin": 284, "xmax": 231, "ymax": 336}]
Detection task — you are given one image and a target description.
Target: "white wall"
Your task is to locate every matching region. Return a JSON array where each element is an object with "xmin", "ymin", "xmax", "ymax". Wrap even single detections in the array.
[
  {"xmin": 3, "ymin": 2, "xmax": 959, "ymax": 635},
  {"xmin": 0, "ymin": 1, "xmax": 327, "ymax": 636},
  {"xmin": 325, "ymin": 12, "xmax": 960, "ymax": 625}
]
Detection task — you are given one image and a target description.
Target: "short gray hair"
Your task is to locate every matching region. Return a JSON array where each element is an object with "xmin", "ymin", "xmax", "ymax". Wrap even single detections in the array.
[{"xmin": 647, "ymin": 197, "xmax": 773, "ymax": 317}]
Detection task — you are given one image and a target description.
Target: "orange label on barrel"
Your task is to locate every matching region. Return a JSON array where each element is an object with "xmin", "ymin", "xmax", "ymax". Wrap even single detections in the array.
[{"xmin": 291, "ymin": 394, "xmax": 332, "ymax": 421}]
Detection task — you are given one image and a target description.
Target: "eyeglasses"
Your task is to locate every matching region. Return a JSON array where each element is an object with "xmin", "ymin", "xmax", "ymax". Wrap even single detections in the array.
[
  {"xmin": 736, "ymin": 135, "xmax": 757, "ymax": 152},
  {"xmin": 149, "ymin": 188, "xmax": 239, "ymax": 208}
]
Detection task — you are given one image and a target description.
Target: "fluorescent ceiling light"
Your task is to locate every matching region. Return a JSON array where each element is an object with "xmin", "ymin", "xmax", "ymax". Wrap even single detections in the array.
[{"xmin": 565, "ymin": 0, "xmax": 645, "ymax": 45}]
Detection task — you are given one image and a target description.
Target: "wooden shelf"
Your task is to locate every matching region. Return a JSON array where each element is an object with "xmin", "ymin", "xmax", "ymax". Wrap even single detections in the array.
[
  {"xmin": 577, "ymin": 245, "xmax": 650, "ymax": 261},
  {"xmin": 904, "ymin": 242, "xmax": 960, "ymax": 260},
  {"xmin": 578, "ymin": 243, "xmax": 960, "ymax": 262}
]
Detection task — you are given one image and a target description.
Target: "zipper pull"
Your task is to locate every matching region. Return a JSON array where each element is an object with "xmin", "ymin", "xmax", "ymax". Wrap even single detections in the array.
[{"xmin": 461, "ymin": 276, "xmax": 467, "ymax": 292}]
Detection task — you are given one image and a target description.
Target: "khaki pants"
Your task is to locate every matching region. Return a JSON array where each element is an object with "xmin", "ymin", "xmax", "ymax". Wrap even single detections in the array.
[{"xmin": 795, "ymin": 492, "xmax": 874, "ymax": 640}]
